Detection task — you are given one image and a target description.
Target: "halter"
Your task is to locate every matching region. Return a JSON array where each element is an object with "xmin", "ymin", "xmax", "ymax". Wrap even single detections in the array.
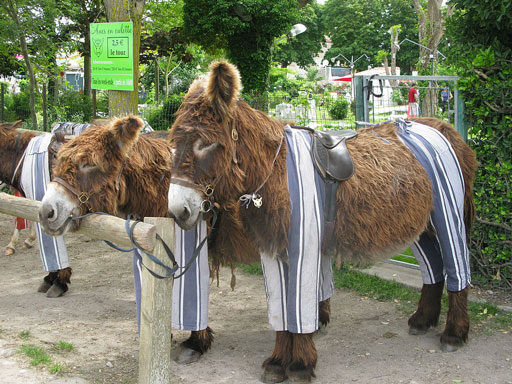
[{"xmin": 52, "ymin": 176, "xmax": 94, "ymax": 214}]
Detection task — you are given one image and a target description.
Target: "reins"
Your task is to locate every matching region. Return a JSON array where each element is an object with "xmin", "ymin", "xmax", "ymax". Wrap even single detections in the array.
[
  {"xmin": 10, "ymin": 131, "xmax": 28, "ymax": 185},
  {"xmin": 69, "ymin": 210, "xmax": 215, "ymax": 279}
]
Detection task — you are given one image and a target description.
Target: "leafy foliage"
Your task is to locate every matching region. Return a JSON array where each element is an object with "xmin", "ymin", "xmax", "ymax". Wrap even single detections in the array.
[
  {"xmin": 322, "ymin": 0, "xmax": 418, "ymax": 73},
  {"xmin": 272, "ymin": 1, "xmax": 325, "ymax": 69},
  {"xmin": 183, "ymin": 0, "xmax": 301, "ymax": 93},
  {"xmin": 328, "ymin": 97, "xmax": 349, "ymax": 120},
  {"xmin": 446, "ymin": 0, "xmax": 512, "ymax": 287}
]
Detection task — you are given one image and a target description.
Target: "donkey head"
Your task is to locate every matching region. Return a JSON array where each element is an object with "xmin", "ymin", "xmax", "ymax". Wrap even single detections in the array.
[
  {"xmin": 39, "ymin": 116, "xmax": 143, "ymax": 236},
  {"xmin": 168, "ymin": 60, "xmax": 243, "ymax": 229}
]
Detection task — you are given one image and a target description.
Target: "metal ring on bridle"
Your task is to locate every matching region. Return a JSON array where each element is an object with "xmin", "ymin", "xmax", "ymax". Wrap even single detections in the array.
[
  {"xmin": 204, "ymin": 184, "xmax": 214, "ymax": 197},
  {"xmin": 200, "ymin": 199, "xmax": 213, "ymax": 213}
]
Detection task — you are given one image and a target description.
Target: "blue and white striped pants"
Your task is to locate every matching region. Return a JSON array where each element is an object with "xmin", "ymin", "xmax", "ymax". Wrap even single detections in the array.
[
  {"xmin": 397, "ymin": 120, "xmax": 471, "ymax": 292},
  {"xmin": 20, "ymin": 134, "xmax": 70, "ymax": 272},
  {"xmin": 133, "ymin": 221, "xmax": 209, "ymax": 331},
  {"xmin": 261, "ymin": 126, "xmax": 334, "ymax": 334}
]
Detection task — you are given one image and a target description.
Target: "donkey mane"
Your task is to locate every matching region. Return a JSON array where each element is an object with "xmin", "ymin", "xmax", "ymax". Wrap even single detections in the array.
[{"xmin": 54, "ymin": 119, "xmax": 172, "ymax": 219}]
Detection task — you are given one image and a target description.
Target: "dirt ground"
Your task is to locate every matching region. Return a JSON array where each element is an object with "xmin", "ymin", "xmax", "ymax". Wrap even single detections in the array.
[{"xmin": 0, "ymin": 212, "xmax": 511, "ymax": 384}]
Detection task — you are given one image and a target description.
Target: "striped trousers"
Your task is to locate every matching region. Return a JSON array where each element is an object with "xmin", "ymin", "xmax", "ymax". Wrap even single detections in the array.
[
  {"xmin": 20, "ymin": 134, "xmax": 70, "ymax": 272},
  {"xmin": 261, "ymin": 126, "xmax": 334, "ymax": 334},
  {"xmin": 133, "ymin": 221, "xmax": 209, "ymax": 331},
  {"xmin": 397, "ymin": 120, "xmax": 471, "ymax": 292}
]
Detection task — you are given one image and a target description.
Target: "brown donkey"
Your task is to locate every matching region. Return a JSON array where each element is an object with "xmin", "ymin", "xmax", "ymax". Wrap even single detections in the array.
[
  {"xmin": 37, "ymin": 116, "xmax": 260, "ymax": 363},
  {"xmin": 0, "ymin": 121, "xmax": 72, "ymax": 297},
  {"xmin": 166, "ymin": 61, "xmax": 478, "ymax": 382}
]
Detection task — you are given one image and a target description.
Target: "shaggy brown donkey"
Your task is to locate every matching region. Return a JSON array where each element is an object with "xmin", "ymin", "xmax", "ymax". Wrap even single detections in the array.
[
  {"xmin": 166, "ymin": 61, "xmax": 477, "ymax": 382},
  {"xmin": 37, "ymin": 116, "xmax": 261, "ymax": 363},
  {"xmin": 0, "ymin": 121, "xmax": 72, "ymax": 297}
]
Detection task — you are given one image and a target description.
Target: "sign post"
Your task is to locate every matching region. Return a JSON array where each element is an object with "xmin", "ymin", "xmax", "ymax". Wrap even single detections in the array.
[{"xmin": 90, "ymin": 22, "xmax": 134, "ymax": 91}]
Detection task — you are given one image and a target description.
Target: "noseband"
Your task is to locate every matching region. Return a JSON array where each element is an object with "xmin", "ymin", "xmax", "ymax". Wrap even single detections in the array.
[
  {"xmin": 170, "ymin": 176, "xmax": 216, "ymax": 213},
  {"xmin": 52, "ymin": 177, "xmax": 94, "ymax": 214}
]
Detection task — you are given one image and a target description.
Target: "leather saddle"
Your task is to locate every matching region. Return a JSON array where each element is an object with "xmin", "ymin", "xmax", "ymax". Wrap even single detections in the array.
[{"xmin": 294, "ymin": 127, "xmax": 357, "ymax": 182}]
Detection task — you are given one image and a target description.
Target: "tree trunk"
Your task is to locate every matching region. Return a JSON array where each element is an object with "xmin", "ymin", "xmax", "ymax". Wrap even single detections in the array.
[
  {"xmin": 84, "ymin": 23, "xmax": 92, "ymax": 98},
  {"xmin": 103, "ymin": 0, "xmax": 145, "ymax": 117},
  {"xmin": 412, "ymin": 0, "xmax": 446, "ymax": 116},
  {"xmin": 154, "ymin": 58, "xmax": 160, "ymax": 104},
  {"xmin": 3, "ymin": 1, "xmax": 39, "ymax": 129}
]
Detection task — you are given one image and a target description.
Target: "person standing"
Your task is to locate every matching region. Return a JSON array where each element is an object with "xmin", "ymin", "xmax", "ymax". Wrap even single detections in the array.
[
  {"xmin": 408, "ymin": 83, "xmax": 420, "ymax": 117},
  {"xmin": 441, "ymin": 86, "xmax": 453, "ymax": 113}
]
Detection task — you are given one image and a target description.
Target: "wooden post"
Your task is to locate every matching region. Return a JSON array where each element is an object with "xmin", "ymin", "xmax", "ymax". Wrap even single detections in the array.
[
  {"xmin": 139, "ymin": 217, "xmax": 174, "ymax": 384},
  {"xmin": 0, "ymin": 192, "xmax": 156, "ymax": 251}
]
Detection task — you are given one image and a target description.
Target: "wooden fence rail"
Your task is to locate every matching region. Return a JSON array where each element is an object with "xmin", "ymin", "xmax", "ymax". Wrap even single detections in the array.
[{"xmin": 0, "ymin": 192, "xmax": 174, "ymax": 384}]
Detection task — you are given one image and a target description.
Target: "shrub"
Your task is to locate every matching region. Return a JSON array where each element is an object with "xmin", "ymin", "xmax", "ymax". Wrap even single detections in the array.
[
  {"xmin": 144, "ymin": 94, "xmax": 184, "ymax": 130},
  {"xmin": 328, "ymin": 97, "xmax": 349, "ymax": 120}
]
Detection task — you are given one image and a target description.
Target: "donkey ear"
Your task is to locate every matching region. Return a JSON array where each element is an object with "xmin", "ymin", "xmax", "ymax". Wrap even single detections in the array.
[
  {"xmin": 109, "ymin": 115, "xmax": 143, "ymax": 152},
  {"xmin": 206, "ymin": 61, "xmax": 241, "ymax": 122}
]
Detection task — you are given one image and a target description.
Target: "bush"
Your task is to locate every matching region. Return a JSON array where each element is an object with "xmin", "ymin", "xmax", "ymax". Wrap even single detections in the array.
[
  {"xmin": 144, "ymin": 94, "xmax": 184, "ymax": 130},
  {"xmin": 328, "ymin": 97, "xmax": 349, "ymax": 120}
]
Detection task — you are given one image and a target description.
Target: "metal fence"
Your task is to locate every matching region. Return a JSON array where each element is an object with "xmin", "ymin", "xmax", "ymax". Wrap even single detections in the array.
[{"xmin": 354, "ymin": 74, "xmax": 466, "ymax": 139}]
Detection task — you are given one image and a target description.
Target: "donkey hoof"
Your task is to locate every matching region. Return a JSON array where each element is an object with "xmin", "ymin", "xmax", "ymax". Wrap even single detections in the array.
[
  {"xmin": 4, "ymin": 247, "xmax": 15, "ymax": 256},
  {"xmin": 408, "ymin": 325, "xmax": 428, "ymax": 335},
  {"xmin": 23, "ymin": 241, "xmax": 34, "ymax": 249},
  {"xmin": 176, "ymin": 347, "xmax": 201, "ymax": 365},
  {"xmin": 261, "ymin": 363, "xmax": 287, "ymax": 383},
  {"xmin": 286, "ymin": 363, "xmax": 313, "ymax": 383},
  {"xmin": 37, "ymin": 280, "xmax": 52, "ymax": 293},
  {"xmin": 441, "ymin": 341, "xmax": 462, "ymax": 352},
  {"xmin": 46, "ymin": 283, "xmax": 66, "ymax": 298}
]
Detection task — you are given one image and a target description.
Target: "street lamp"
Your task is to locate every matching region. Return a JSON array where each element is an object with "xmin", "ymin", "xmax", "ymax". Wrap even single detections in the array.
[
  {"xmin": 269, "ymin": 24, "xmax": 307, "ymax": 92},
  {"xmin": 274, "ymin": 23, "xmax": 307, "ymax": 46}
]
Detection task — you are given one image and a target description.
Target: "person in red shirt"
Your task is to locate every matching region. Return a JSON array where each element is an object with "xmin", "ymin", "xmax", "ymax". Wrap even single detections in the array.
[{"xmin": 408, "ymin": 83, "xmax": 420, "ymax": 117}]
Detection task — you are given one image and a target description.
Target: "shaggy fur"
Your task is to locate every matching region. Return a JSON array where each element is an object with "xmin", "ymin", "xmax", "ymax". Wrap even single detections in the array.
[
  {"xmin": 51, "ymin": 116, "xmax": 258, "ymax": 356},
  {"xmin": 169, "ymin": 61, "xmax": 479, "ymax": 380},
  {"xmin": 408, "ymin": 280, "xmax": 445, "ymax": 333},
  {"xmin": 0, "ymin": 121, "xmax": 72, "ymax": 294}
]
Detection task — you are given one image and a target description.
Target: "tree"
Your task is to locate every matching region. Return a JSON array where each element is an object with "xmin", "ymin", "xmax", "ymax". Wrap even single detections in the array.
[
  {"xmin": 1, "ymin": 0, "xmax": 42, "ymax": 129},
  {"xmin": 323, "ymin": 0, "xmax": 418, "ymax": 73},
  {"xmin": 411, "ymin": 0, "xmax": 454, "ymax": 116},
  {"xmin": 272, "ymin": 1, "xmax": 325, "ymax": 69},
  {"xmin": 183, "ymin": 0, "xmax": 301, "ymax": 94},
  {"xmin": 445, "ymin": 0, "xmax": 512, "ymax": 287},
  {"xmin": 103, "ymin": 0, "xmax": 145, "ymax": 116}
]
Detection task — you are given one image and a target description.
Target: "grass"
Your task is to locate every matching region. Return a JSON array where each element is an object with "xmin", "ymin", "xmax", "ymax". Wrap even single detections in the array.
[
  {"xmin": 55, "ymin": 341, "xmax": 74, "ymax": 351},
  {"xmin": 18, "ymin": 330, "xmax": 31, "ymax": 340},
  {"xmin": 18, "ymin": 344, "xmax": 52, "ymax": 366},
  {"xmin": 17, "ymin": 340, "xmax": 72, "ymax": 373},
  {"xmin": 49, "ymin": 363, "xmax": 65, "ymax": 374},
  {"xmin": 237, "ymin": 262, "xmax": 512, "ymax": 332}
]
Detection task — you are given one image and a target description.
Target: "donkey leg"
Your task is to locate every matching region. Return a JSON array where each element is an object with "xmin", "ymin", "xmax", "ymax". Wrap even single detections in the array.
[
  {"xmin": 23, "ymin": 223, "xmax": 36, "ymax": 249},
  {"xmin": 46, "ymin": 267, "xmax": 72, "ymax": 298},
  {"xmin": 408, "ymin": 280, "xmax": 444, "ymax": 335},
  {"xmin": 441, "ymin": 287, "xmax": 469, "ymax": 352},
  {"xmin": 319, "ymin": 299, "xmax": 331, "ymax": 328},
  {"xmin": 262, "ymin": 331, "xmax": 292, "ymax": 384},
  {"xmin": 177, "ymin": 327, "xmax": 215, "ymax": 364},
  {"xmin": 286, "ymin": 333, "xmax": 317, "ymax": 383},
  {"xmin": 38, "ymin": 271, "xmax": 58, "ymax": 293},
  {"xmin": 5, "ymin": 228, "xmax": 19, "ymax": 256}
]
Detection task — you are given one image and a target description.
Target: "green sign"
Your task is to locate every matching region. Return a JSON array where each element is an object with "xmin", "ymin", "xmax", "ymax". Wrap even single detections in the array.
[{"xmin": 90, "ymin": 22, "xmax": 134, "ymax": 91}]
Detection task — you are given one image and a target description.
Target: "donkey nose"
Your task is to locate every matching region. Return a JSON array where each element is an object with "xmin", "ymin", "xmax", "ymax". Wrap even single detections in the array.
[
  {"xmin": 178, "ymin": 206, "xmax": 190, "ymax": 222},
  {"xmin": 39, "ymin": 201, "xmax": 57, "ymax": 223}
]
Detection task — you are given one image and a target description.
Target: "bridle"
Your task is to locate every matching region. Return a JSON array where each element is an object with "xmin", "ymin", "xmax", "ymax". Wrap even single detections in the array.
[
  {"xmin": 169, "ymin": 129, "xmax": 285, "ymax": 211},
  {"xmin": 52, "ymin": 176, "xmax": 94, "ymax": 214}
]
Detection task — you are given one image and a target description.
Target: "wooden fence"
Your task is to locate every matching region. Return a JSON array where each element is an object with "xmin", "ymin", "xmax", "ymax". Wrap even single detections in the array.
[{"xmin": 0, "ymin": 192, "xmax": 174, "ymax": 384}]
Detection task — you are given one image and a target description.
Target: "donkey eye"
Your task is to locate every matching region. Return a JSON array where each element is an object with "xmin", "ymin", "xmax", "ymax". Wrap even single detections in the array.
[
  {"xmin": 79, "ymin": 164, "xmax": 99, "ymax": 173},
  {"xmin": 193, "ymin": 138, "xmax": 218, "ymax": 159}
]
